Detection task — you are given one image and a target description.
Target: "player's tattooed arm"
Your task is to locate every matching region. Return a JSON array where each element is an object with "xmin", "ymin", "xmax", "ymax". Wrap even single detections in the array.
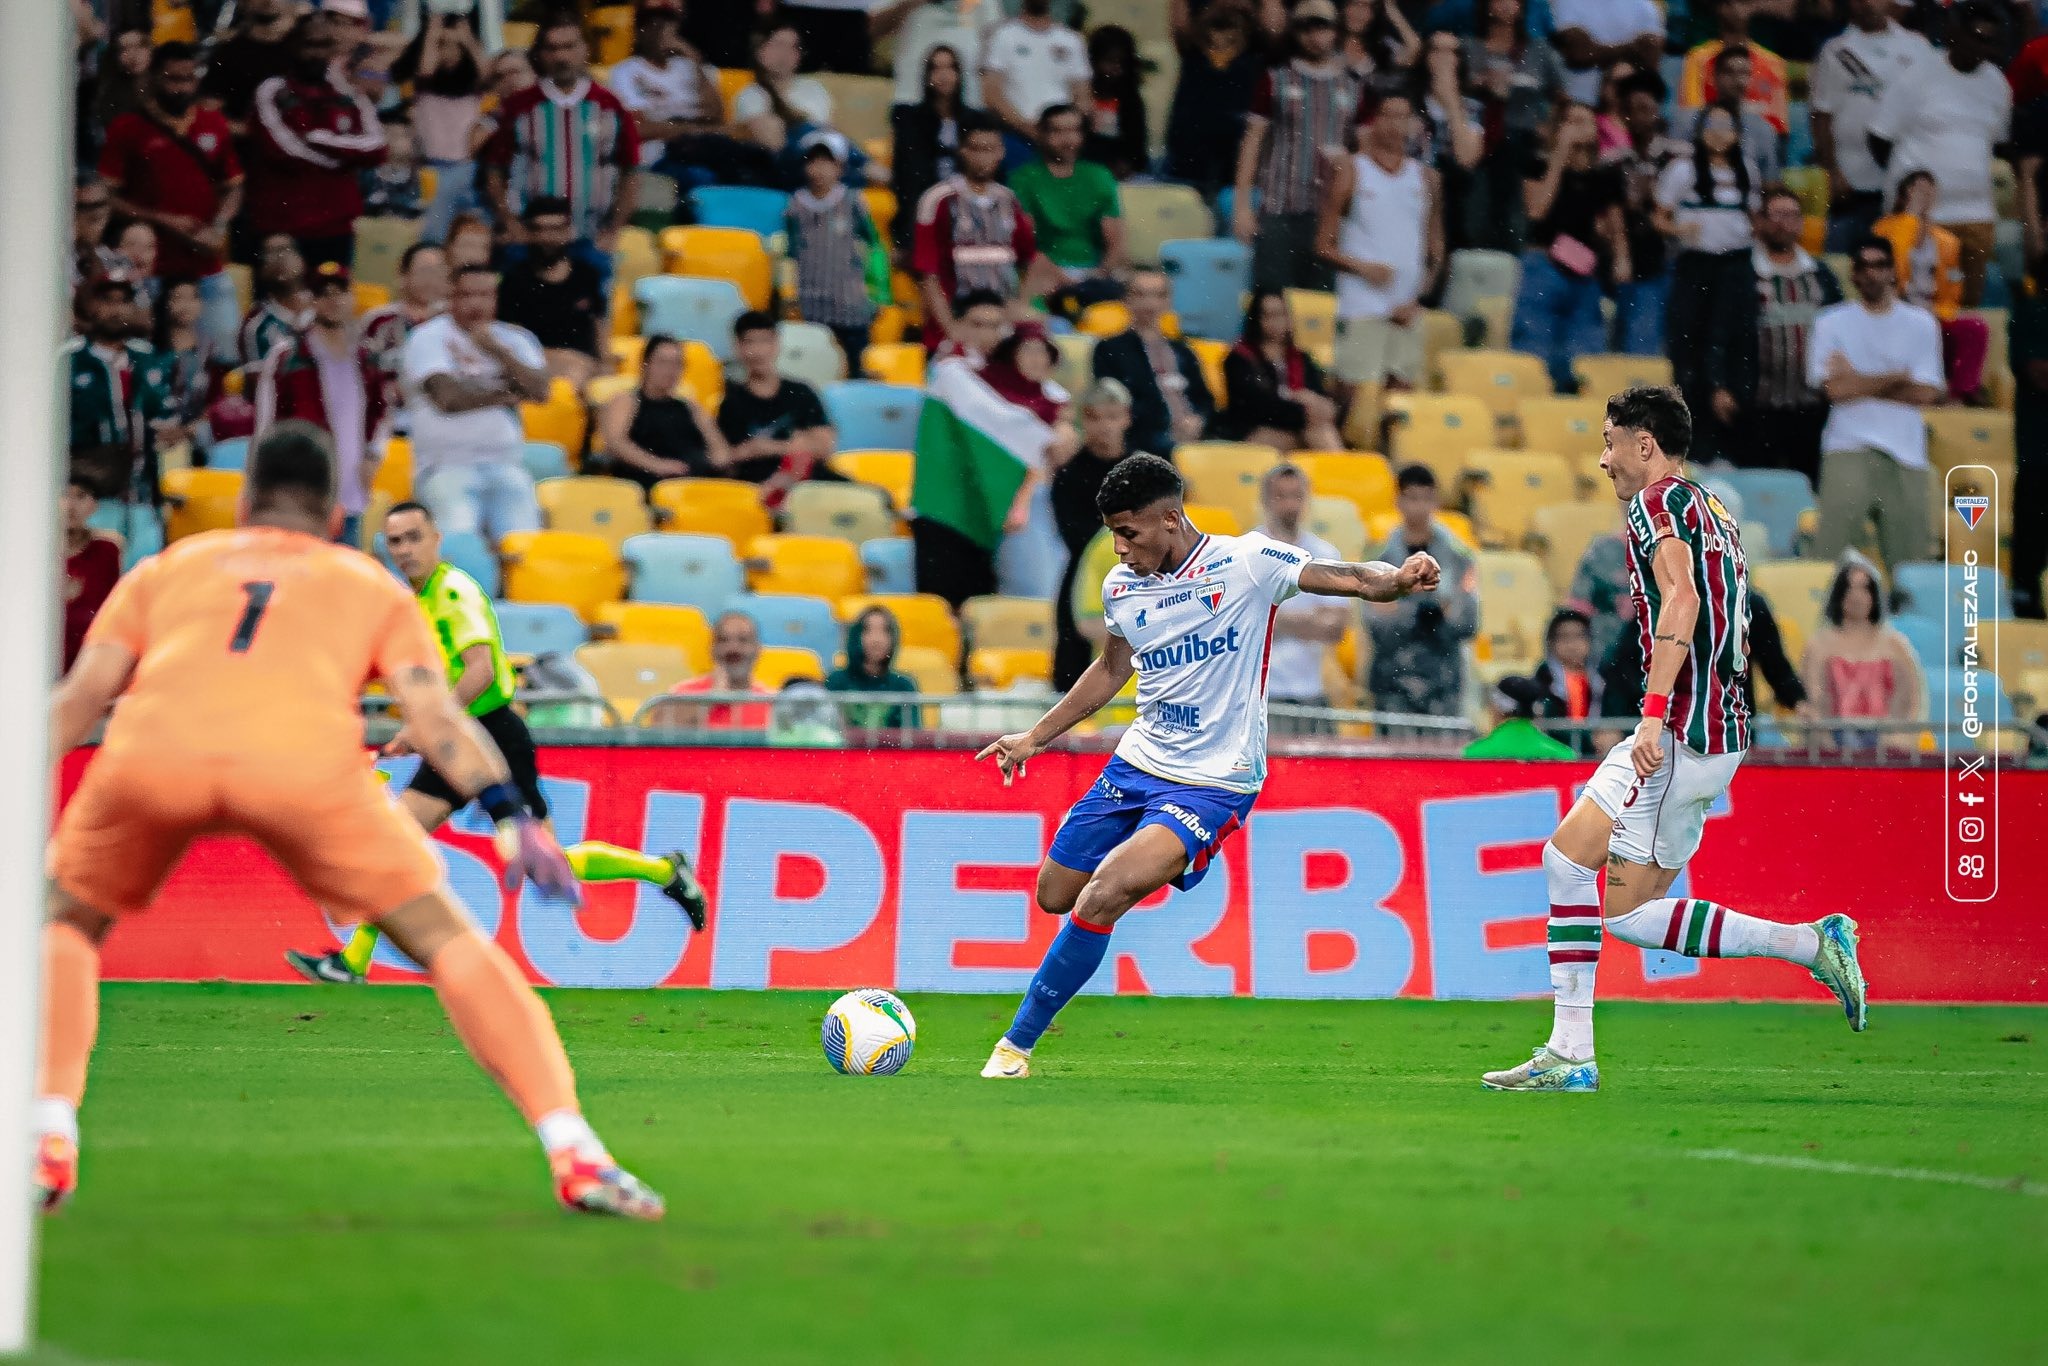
[
  {"xmin": 1297, "ymin": 553, "xmax": 1442, "ymax": 602},
  {"xmin": 385, "ymin": 663, "xmax": 513, "ymax": 797}
]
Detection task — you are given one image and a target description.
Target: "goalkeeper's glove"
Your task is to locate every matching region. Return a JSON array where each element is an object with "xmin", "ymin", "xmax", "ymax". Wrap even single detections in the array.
[{"xmin": 477, "ymin": 783, "xmax": 581, "ymax": 904}]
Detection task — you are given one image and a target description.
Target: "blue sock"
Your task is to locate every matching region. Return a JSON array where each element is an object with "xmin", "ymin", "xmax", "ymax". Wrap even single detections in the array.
[{"xmin": 1005, "ymin": 917, "xmax": 1112, "ymax": 1050}]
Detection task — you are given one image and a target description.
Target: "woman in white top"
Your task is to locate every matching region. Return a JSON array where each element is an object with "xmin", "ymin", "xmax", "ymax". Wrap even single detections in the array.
[
  {"xmin": 1653, "ymin": 105, "xmax": 1759, "ymax": 444},
  {"xmin": 735, "ymin": 22, "xmax": 835, "ymax": 154}
]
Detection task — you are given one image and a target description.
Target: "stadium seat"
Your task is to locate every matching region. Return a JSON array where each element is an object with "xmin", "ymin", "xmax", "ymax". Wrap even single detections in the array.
[
  {"xmin": 1367, "ymin": 507, "xmax": 1478, "ymax": 551},
  {"xmin": 830, "ymin": 450, "xmax": 914, "ymax": 509},
  {"xmin": 1472, "ymin": 550, "xmax": 1554, "ymax": 668},
  {"xmin": 1388, "ymin": 395, "xmax": 1492, "ymax": 481},
  {"xmin": 776, "ymin": 320, "xmax": 848, "ymax": 388},
  {"xmin": 814, "ymin": 72, "xmax": 894, "ymax": 147},
  {"xmin": 622, "ymin": 531, "xmax": 744, "ymax": 614},
  {"xmin": 499, "ymin": 530, "xmax": 626, "ymax": 622},
  {"xmin": 351, "ymin": 215, "xmax": 418, "ymax": 290},
  {"xmin": 1297, "ymin": 451, "xmax": 1396, "ymax": 521},
  {"xmin": 1925, "ymin": 410, "xmax": 2017, "ymax": 535},
  {"xmin": 207, "ymin": 436, "xmax": 250, "ymax": 471},
  {"xmin": 575, "ymin": 641, "xmax": 690, "ymax": 720},
  {"xmin": 1077, "ymin": 301, "xmax": 1132, "ymax": 338},
  {"xmin": 588, "ymin": 5, "xmax": 635, "ymax": 64},
  {"xmin": 160, "ymin": 468, "xmax": 242, "ymax": 542},
  {"xmin": 754, "ymin": 644, "xmax": 826, "ymax": 688},
  {"xmin": 1120, "ymin": 183, "xmax": 1215, "ymax": 266},
  {"xmin": 784, "ymin": 480, "xmax": 896, "ymax": 544},
  {"xmin": 835, "ymin": 592, "xmax": 960, "ymax": 661},
  {"xmin": 373, "ymin": 436, "xmax": 412, "ymax": 500},
  {"xmin": 441, "ymin": 529, "xmax": 501, "ymax": 595},
  {"xmin": 1990, "ymin": 618, "xmax": 2048, "ymax": 693},
  {"xmin": 1437, "ymin": 350, "xmax": 1553, "ymax": 434},
  {"xmin": 1514, "ymin": 396, "xmax": 1605, "ymax": 484},
  {"xmin": 1528, "ymin": 499, "xmax": 1619, "ymax": 594},
  {"xmin": 520, "ymin": 377, "xmax": 588, "ymax": 456},
  {"xmin": 894, "ymin": 644, "xmax": 960, "ymax": 694},
  {"xmin": 735, "ymin": 591, "xmax": 843, "ymax": 664},
  {"xmin": 748, "ymin": 533, "xmax": 866, "ymax": 599},
  {"xmin": 634, "ymin": 276, "xmax": 749, "ymax": 361},
  {"xmin": 520, "ymin": 439, "xmax": 573, "ymax": 484},
  {"xmin": 352, "ymin": 281, "xmax": 391, "ymax": 315},
  {"xmin": 861, "ymin": 186, "xmax": 897, "ymax": 245},
  {"xmin": 650, "ymin": 478, "xmax": 772, "ymax": 545},
  {"xmin": 658, "ymin": 225, "xmax": 773, "ymax": 311},
  {"xmin": 633, "ymin": 170, "xmax": 679, "ymax": 230},
  {"xmin": 613, "ymin": 225, "xmax": 662, "ymax": 293},
  {"xmin": 1889, "ymin": 613, "xmax": 1951, "ymax": 673},
  {"xmin": 1891, "ymin": 560, "xmax": 2014, "ymax": 622},
  {"xmin": 1186, "ymin": 336, "xmax": 1229, "ymax": 405},
  {"xmin": 688, "ymin": 185, "xmax": 790, "ymax": 240},
  {"xmin": 1442, "ymin": 249, "xmax": 1521, "ymax": 321},
  {"xmin": 962, "ymin": 595, "xmax": 1055, "ymax": 651},
  {"xmin": 495, "ymin": 601, "xmax": 588, "ymax": 659},
  {"xmin": 1466, "ymin": 449, "xmax": 1575, "ymax": 546},
  {"xmin": 1052, "ymin": 333, "xmax": 1098, "ymax": 395},
  {"xmin": 822, "ymin": 382, "xmax": 924, "ymax": 451},
  {"xmin": 1184, "ymin": 502, "xmax": 1244, "ymax": 535},
  {"xmin": 969, "ymin": 646, "xmax": 1053, "ymax": 689},
  {"xmin": 1284, "ymin": 289, "xmax": 1338, "ymax": 368},
  {"xmin": 1418, "ymin": 308, "xmax": 1465, "ymax": 390},
  {"xmin": 1306, "ymin": 494, "xmax": 1368, "ymax": 560},
  {"xmin": 1159, "ymin": 237, "xmax": 1251, "ymax": 343},
  {"xmin": 592, "ymin": 601, "xmax": 712, "ymax": 673},
  {"xmin": 861, "ymin": 343, "xmax": 925, "ymax": 387},
  {"xmin": 1571, "ymin": 353, "xmax": 1674, "ymax": 397},
  {"xmin": 1719, "ymin": 468, "xmax": 1813, "ymax": 558},
  {"xmin": 1933, "ymin": 667, "xmax": 2015, "ymax": 735},
  {"xmin": 1751, "ymin": 560, "xmax": 1838, "ymax": 643},
  {"xmin": 1175, "ymin": 442, "xmax": 1279, "ymax": 530},
  {"xmin": 536, "ymin": 475, "xmax": 654, "ymax": 551},
  {"xmin": 859, "ymin": 536, "xmax": 916, "ymax": 594}
]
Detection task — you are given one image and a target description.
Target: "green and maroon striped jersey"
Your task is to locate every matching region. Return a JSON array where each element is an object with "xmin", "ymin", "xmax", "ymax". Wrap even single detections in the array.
[{"xmin": 1623, "ymin": 475, "xmax": 1752, "ymax": 754}]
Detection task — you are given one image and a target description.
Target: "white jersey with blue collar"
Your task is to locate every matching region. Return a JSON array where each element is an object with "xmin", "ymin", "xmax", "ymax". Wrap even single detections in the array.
[{"xmin": 1102, "ymin": 531, "xmax": 1312, "ymax": 793}]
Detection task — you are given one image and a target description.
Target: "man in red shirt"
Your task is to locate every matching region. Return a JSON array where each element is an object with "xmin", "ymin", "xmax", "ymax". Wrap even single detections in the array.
[
  {"xmin": 663, "ymin": 611, "xmax": 774, "ymax": 729},
  {"xmin": 246, "ymin": 7, "xmax": 386, "ymax": 268},
  {"xmin": 61, "ymin": 475, "xmax": 123, "ymax": 674},
  {"xmin": 911, "ymin": 111, "xmax": 1055, "ymax": 351},
  {"xmin": 100, "ymin": 43, "xmax": 247, "ymax": 358}
]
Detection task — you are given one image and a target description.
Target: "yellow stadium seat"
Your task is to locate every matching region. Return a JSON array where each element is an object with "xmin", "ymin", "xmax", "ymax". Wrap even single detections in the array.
[
  {"xmin": 610, "ymin": 334, "xmax": 647, "ymax": 376},
  {"xmin": 1388, "ymin": 395, "xmax": 1493, "ymax": 482},
  {"xmin": 1368, "ymin": 508, "xmax": 1479, "ymax": 551},
  {"xmin": 861, "ymin": 187, "xmax": 897, "ymax": 245},
  {"xmin": 502, "ymin": 20, "xmax": 537, "ymax": 48},
  {"xmin": 614, "ymin": 226, "xmax": 662, "ymax": 292},
  {"xmin": 748, "ymin": 534, "xmax": 866, "ymax": 599},
  {"xmin": 352, "ymin": 216, "xmax": 418, "ymax": 291},
  {"xmin": 374, "ymin": 436, "xmax": 412, "ymax": 501},
  {"xmin": 574, "ymin": 641, "xmax": 689, "ymax": 718},
  {"xmin": 1529, "ymin": 499, "xmax": 1620, "ymax": 593},
  {"xmin": 861, "ymin": 343, "xmax": 925, "ymax": 387},
  {"xmin": 652, "ymin": 478, "xmax": 771, "ymax": 545},
  {"xmin": 1751, "ymin": 560, "xmax": 1838, "ymax": 643},
  {"xmin": 1472, "ymin": 550, "xmax": 1555, "ymax": 668},
  {"xmin": 962, "ymin": 595, "xmax": 1055, "ymax": 651},
  {"xmin": 1118, "ymin": 182, "xmax": 1215, "ymax": 266},
  {"xmin": 870, "ymin": 304, "xmax": 909, "ymax": 345},
  {"xmin": 593, "ymin": 601, "xmax": 713, "ymax": 673},
  {"xmin": 1284, "ymin": 289, "xmax": 1337, "ymax": 368},
  {"xmin": 970, "ymin": 646, "xmax": 1052, "ymax": 690},
  {"xmin": 1079, "ymin": 302, "xmax": 1180, "ymax": 338},
  {"xmin": 352, "ymin": 281, "xmax": 391, "ymax": 315},
  {"xmin": 1925, "ymin": 409, "xmax": 2016, "ymax": 543},
  {"xmin": 1175, "ymin": 441, "xmax": 1279, "ymax": 530},
  {"xmin": 1466, "ymin": 449, "xmax": 1576, "ymax": 547},
  {"xmin": 716, "ymin": 68, "xmax": 753, "ymax": 111},
  {"xmin": 584, "ymin": 375, "xmax": 646, "ymax": 415},
  {"xmin": 521, "ymin": 377, "xmax": 588, "ymax": 459},
  {"xmin": 1185, "ymin": 337, "xmax": 1229, "ymax": 405},
  {"xmin": 1297, "ymin": 451, "xmax": 1395, "ymax": 521},
  {"xmin": 895, "ymin": 644, "xmax": 960, "ymax": 695},
  {"xmin": 835, "ymin": 592, "xmax": 960, "ymax": 661},
  {"xmin": 1571, "ymin": 353, "xmax": 1674, "ymax": 398},
  {"xmin": 1184, "ymin": 503, "xmax": 1244, "ymax": 535},
  {"xmin": 536, "ymin": 475, "xmax": 654, "ymax": 551},
  {"xmin": 659, "ymin": 226, "xmax": 773, "ymax": 311},
  {"xmin": 1517, "ymin": 396, "xmax": 1607, "ymax": 492},
  {"xmin": 612, "ymin": 282, "xmax": 639, "ymax": 337},
  {"xmin": 1052, "ymin": 333, "xmax": 1097, "ymax": 395},
  {"xmin": 160, "ymin": 468, "xmax": 242, "ymax": 542},
  {"xmin": 815, "ymin": 73, "xmax": 895, "ymax": 148},
  {"xmin": 1418, "ymin": 308, "xmax": 1464, "ymax": 390},
  {"xmin": 829, "ymin": 449, "xmax": 914, "ymax": 509},
  {"xmin": 753, "ymin": 645, "xmax": 825, "ymax": 689},
  {"xmin": 1472, "ymin": 295, "xmax": 1513, "ymax": 350},
  {"xmin": 783, "ymin": 481, "xmax": 897, "ymax": 544},
  {"xmin": 1437, "ymin": 350, "xmax": 1553, "ymax": 437},
  {"xmin": 1990, "ymin": 619, "xmax": 2048, "ymax": 695},
  {"xmin": 1306, "ymin": 494, "xmax": 1368, "ymax": 560},
  {"xmin": 588, "ymin": 5, "xmax": 635, "ymax": 64},
  {"xmin": 501, "ymin": 530, "xmax": 627, "ymax": 621}
]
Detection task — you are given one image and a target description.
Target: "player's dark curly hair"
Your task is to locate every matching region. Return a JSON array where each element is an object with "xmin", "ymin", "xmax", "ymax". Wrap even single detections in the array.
[
  {"xmin": 1604, "ymin": 385, "xmax": 1691, "ymax": 460},
  {"xmin": 1096, "ymin": 452, "xmax": 1184, "ymax": 516}
]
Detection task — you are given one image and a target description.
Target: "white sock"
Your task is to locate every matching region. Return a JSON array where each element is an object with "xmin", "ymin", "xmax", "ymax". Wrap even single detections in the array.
[
  {"xmin": 1543, "ymin": 842, "xmax": 1602, "ymax": 1061},
  {"xmin": 1607, "ymin": 898, "xmax": 1819, "ymax": 967},
  {"xmin": 534, "ymin": 1108, "xmax": 605, "ymax": 1160},
  {"xmin": 33, "ymin": 1096, "xmax": 78, "ymax": 1145}
]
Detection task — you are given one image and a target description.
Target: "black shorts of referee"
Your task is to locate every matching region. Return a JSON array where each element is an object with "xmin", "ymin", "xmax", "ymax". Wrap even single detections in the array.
[{"xmin": 406, "ymin": 703, "xmax": 549, "ymax": 819}]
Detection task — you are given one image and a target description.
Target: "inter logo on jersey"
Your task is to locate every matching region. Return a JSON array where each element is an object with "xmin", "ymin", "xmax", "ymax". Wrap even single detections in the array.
[
  {"xmin": 1199, "ymin": 585, "xmax": 1224, "ymax": 614},
  {"xmin": 1954, "ymin": 495, "xmax": 1990, "ymax": 529}
]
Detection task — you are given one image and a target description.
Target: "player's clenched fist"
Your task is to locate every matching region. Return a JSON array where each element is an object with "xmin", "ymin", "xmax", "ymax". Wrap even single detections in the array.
[
  {"xmin": 976, "ymin": 732, "xmax": 1044, "ymax": 786},
  {"xmin": 1394, "ymin": 552, "xmax": 1441, "ymax": 595}
]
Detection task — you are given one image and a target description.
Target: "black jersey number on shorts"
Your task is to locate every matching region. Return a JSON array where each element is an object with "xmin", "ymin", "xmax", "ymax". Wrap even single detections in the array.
[{"xmin": 229, "ymin": 581, "xmax": 276, "ymax": 653}]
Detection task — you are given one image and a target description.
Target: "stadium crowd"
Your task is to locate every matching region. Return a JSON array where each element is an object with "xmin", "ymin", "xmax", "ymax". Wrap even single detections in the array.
[{"xmin": 56, "ymin": 0, "xmax": 2048, "ymax": 748}]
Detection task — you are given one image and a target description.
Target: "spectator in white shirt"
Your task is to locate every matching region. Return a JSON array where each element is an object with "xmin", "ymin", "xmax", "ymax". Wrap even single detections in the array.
[
  {"xmin": 611, "ymin": 6, "xmax": 781, "ymax": 188},
  {"xmin": 982, "ymin": 0, "xmax": 1092, "ymax": 170},
  {"xmin": 734, "ymin": 21, "xmax": 835, "ymax": 155},
  {"xmin": 1809, "ymin": 0, "xmax": 1935, "ymax": 252},
  {"xmin": 1867, "ymin": 0, "xmax": 2012, "ymax": 307},
  {"xmin": 401, "ymin": 264, "xmax": 552, "ymax": 544},
  {"xmin": 1807, "ymin": 236, "xmax": 1946, "ymax": 575},
  {"xmin": 1549, "ymin": 0, "xmax": 1664, "ymax": 106},
  {"xmin": 1254, "ymin": 464, "xmax": 1348, "ymax": 724},
  {"xmin": 874, "ymin": 0, "xmax": 1005, "ymax": 109},
  {"xmin": 1655, "ymin": 107, "xmax": 1759, "ymax": 450}
]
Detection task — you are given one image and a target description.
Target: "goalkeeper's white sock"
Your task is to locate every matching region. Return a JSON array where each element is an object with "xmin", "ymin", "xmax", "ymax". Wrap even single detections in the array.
[
  {"xmin": 1607, "ymin": 898, "xmax": 1819, "ymax": 966},
  {"xmin": 1543, "ymin": 842, "xmax": 1602, "ymax": 1062}
]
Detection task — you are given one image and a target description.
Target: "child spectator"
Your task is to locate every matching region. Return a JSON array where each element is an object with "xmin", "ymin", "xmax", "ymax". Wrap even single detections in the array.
[
  {"xmin": 361, "ymin": 113, "xmax": 425, "ymax": 220},
  {"xmin": 787, "ymin": 133, "xmax": 886, "ymax": 372}
]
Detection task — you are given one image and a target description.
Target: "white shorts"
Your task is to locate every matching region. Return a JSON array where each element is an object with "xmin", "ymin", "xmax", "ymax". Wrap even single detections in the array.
[{"xmin": 1582, "ymin": 735, "xmax": 1746, "ymax": 869}]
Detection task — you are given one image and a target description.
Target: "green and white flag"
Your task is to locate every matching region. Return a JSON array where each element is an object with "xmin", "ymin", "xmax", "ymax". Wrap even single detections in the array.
[{"xmin": 909, "ymin": 356, "xmax": 1053, "ymax": 552}]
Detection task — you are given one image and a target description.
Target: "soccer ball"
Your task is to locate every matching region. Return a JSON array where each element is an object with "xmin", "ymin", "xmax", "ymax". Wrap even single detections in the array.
[{"xmin": 821, "ymin": 989, "xmax": 917, "ymax": 1075}]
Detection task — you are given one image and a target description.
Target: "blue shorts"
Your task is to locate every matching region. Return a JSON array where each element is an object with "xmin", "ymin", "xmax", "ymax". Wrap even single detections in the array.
[{"xmin": 1045, "ymin": 757, "xmax": 1257, "ymax": 892}]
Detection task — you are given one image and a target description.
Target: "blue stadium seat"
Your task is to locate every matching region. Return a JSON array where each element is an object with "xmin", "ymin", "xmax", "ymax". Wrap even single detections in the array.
[
  {"xmin": 823, "ymin": 382, "xmax": 924, "ymax": 451},
  {"xmin": 1933, "ymin": 667, "xmax": 2015, "ymax": 740},
  {"xmin": 522, "ymin": 440, "xmax": 572, "ymax": 482},
  {"xmin": 1720, "ymin": 468, "xmax": 1813, "ymax": 559},
  {"xmin": 1160, "ymin": 238, "xmax": 1252, "ymax": 343},
  {"xmin": 494, "ymin": 601, "xmax": 587, "ymax": 658},
  {"xmin": 860, "ymin": 536, "xmax": 916, "ymax": 595},
  {"xmin": 622, "ymin": 532, "xmax": 743, "ymax": 614},
  {"xmin": 735, "ymin": 592, "xmax": 842, "ymax": 664},
  {"xmin": 1785, "ymin": 100, "xmax": 1812, "ymax": 166},
  {"xmin": 442, "ymin": 530, "xmax": 501, "ymax": 595},
  {"xmin": 688, "ymin": 185, "xmax": 791, "ymax": 240},
  {"xmin": 207, "ymin": 437, "xmax": 250, "ymax": 471},
  {"xmin": 1892, "ymin": 560, "xmax": 2013, "ymax": 622},
  {"xmin": 633, "ymin": 276, "xmax": 749, "ymax": 361},
  {"xmin": 1892, "ymin": 613, "xmax": 1954, "ymax": 673},
  {"xmin": 88, "ymin": 502, "xmax": 164, "ymax": 569}
]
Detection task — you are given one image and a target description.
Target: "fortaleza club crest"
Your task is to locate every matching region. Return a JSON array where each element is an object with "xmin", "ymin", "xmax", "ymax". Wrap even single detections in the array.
[
  {"xmin": 1954, "ymin": 495, "xmax": 1990, "ymax": 530},
  {"xmin": 1199, "ymin": 585, "xmax": 1225, "ymax": 614}
]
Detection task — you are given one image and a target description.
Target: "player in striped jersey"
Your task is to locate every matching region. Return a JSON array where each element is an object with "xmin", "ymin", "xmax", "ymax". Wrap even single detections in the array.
[{"xmin": 1483, "ymin": 387, "xmax": 1867, "ymax": 1093}]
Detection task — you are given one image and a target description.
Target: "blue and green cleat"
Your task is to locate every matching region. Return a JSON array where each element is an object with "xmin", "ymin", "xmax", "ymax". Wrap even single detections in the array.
[
  {"xmin": 1809, "ymin": 913, "xmax": 1869, "ymax": 1032},
  {"xmin": 1481, "ymin": 1046, "xmax": 1600, "ymax": 1092}
]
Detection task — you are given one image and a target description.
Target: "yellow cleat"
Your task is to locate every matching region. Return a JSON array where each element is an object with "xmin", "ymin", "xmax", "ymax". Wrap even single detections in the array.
[{"xmin": 980, "ymin": 1039, "xmax": 1032, "ymax": 1079}]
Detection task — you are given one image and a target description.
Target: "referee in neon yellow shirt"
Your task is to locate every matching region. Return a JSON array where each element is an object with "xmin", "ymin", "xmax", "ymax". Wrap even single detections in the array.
[{"xmin": 287, "ymin": 501, "xmax": 708, "ymax": 985}]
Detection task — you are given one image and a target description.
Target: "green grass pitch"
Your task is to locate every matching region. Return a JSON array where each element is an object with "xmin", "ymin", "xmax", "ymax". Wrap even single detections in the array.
[{"xmin": 29, "ymin": 985, "xmax": 2048, "ymax": 1365}]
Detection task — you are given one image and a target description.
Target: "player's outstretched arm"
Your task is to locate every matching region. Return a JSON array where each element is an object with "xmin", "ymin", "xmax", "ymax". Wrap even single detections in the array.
[
  {"xmin": 1296, "ymin": 552, "xmax": 1441, "ymax": 602},
  {"xmin": 49, "ymin": 642, "xmax": 138, "ymax": 755},
  {"xmin": 976, "ymin": 634, "xmax": 1136, "ymax": 785}
]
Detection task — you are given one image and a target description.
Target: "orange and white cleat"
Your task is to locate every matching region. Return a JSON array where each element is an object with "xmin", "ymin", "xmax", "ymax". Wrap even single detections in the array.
[
  {"xmin": 551, "ymin": 1149, "xmax": 665, "ymax": 1221},
  {"xmin": 35, "ymin": 1133, "xmax": 77, "ymax": 1213}
]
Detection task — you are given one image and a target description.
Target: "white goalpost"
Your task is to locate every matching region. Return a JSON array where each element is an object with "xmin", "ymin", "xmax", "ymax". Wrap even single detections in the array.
[{"xmin": 0, "ymin": 0, "xmax": 74, "ymax": 1350}]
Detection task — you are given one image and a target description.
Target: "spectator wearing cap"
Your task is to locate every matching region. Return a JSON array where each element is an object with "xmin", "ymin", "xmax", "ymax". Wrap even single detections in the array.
[
  {"xmin": 787, "ymin": 133, "xmax": 887, "ymax": 371},
  {"xmin": 240, "ymin": 233, "xmax": 313, "ymax": 367},
  {"xmin": 244, "ymin": 4, "xmax": 388, "ymax": 270},
  {"xmin": 1233, "ymin": 0, "xmax": 1359, "ymax": 293},
  {"xmin": 1320, "ymin": 90, "xmax": 1440, "ymax": 392},
  {"xmin": 253, "ymin": 261, "xmax": 388, "ymax": 546},
  {"xmin": 65, "ymin": 273, "xmax": 184, "ymax": 551},
  {"xmin": 1255, "ymin": 463, "xmax": 1348, "ymax": 726},
  {"xmin": 1011, "ymin": 102, "xmax": 1127, "ymax": 318},
  {"xmin": 495, "ymin": 196, "xmax": 608, "ymax": 389},
  {"xmin": 981, "ymin": 0, "xmax": 1093, "ymax": 172}
]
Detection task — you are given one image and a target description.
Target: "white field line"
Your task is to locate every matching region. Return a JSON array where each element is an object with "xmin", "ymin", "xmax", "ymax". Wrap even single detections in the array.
[{"xmin": 1685, "ymin": 1148, "xmax": 2047, "ymax": 1197}]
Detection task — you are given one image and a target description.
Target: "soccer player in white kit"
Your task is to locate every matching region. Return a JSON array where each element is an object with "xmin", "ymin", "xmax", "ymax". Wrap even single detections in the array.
[
  {"xmin": 975, "ymin": 454, "xmax": 1441, "ymax": 1078},
  {"xmin": 1482, "ymin": 387, "xmax": 1869, "ymax": 1094}
]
